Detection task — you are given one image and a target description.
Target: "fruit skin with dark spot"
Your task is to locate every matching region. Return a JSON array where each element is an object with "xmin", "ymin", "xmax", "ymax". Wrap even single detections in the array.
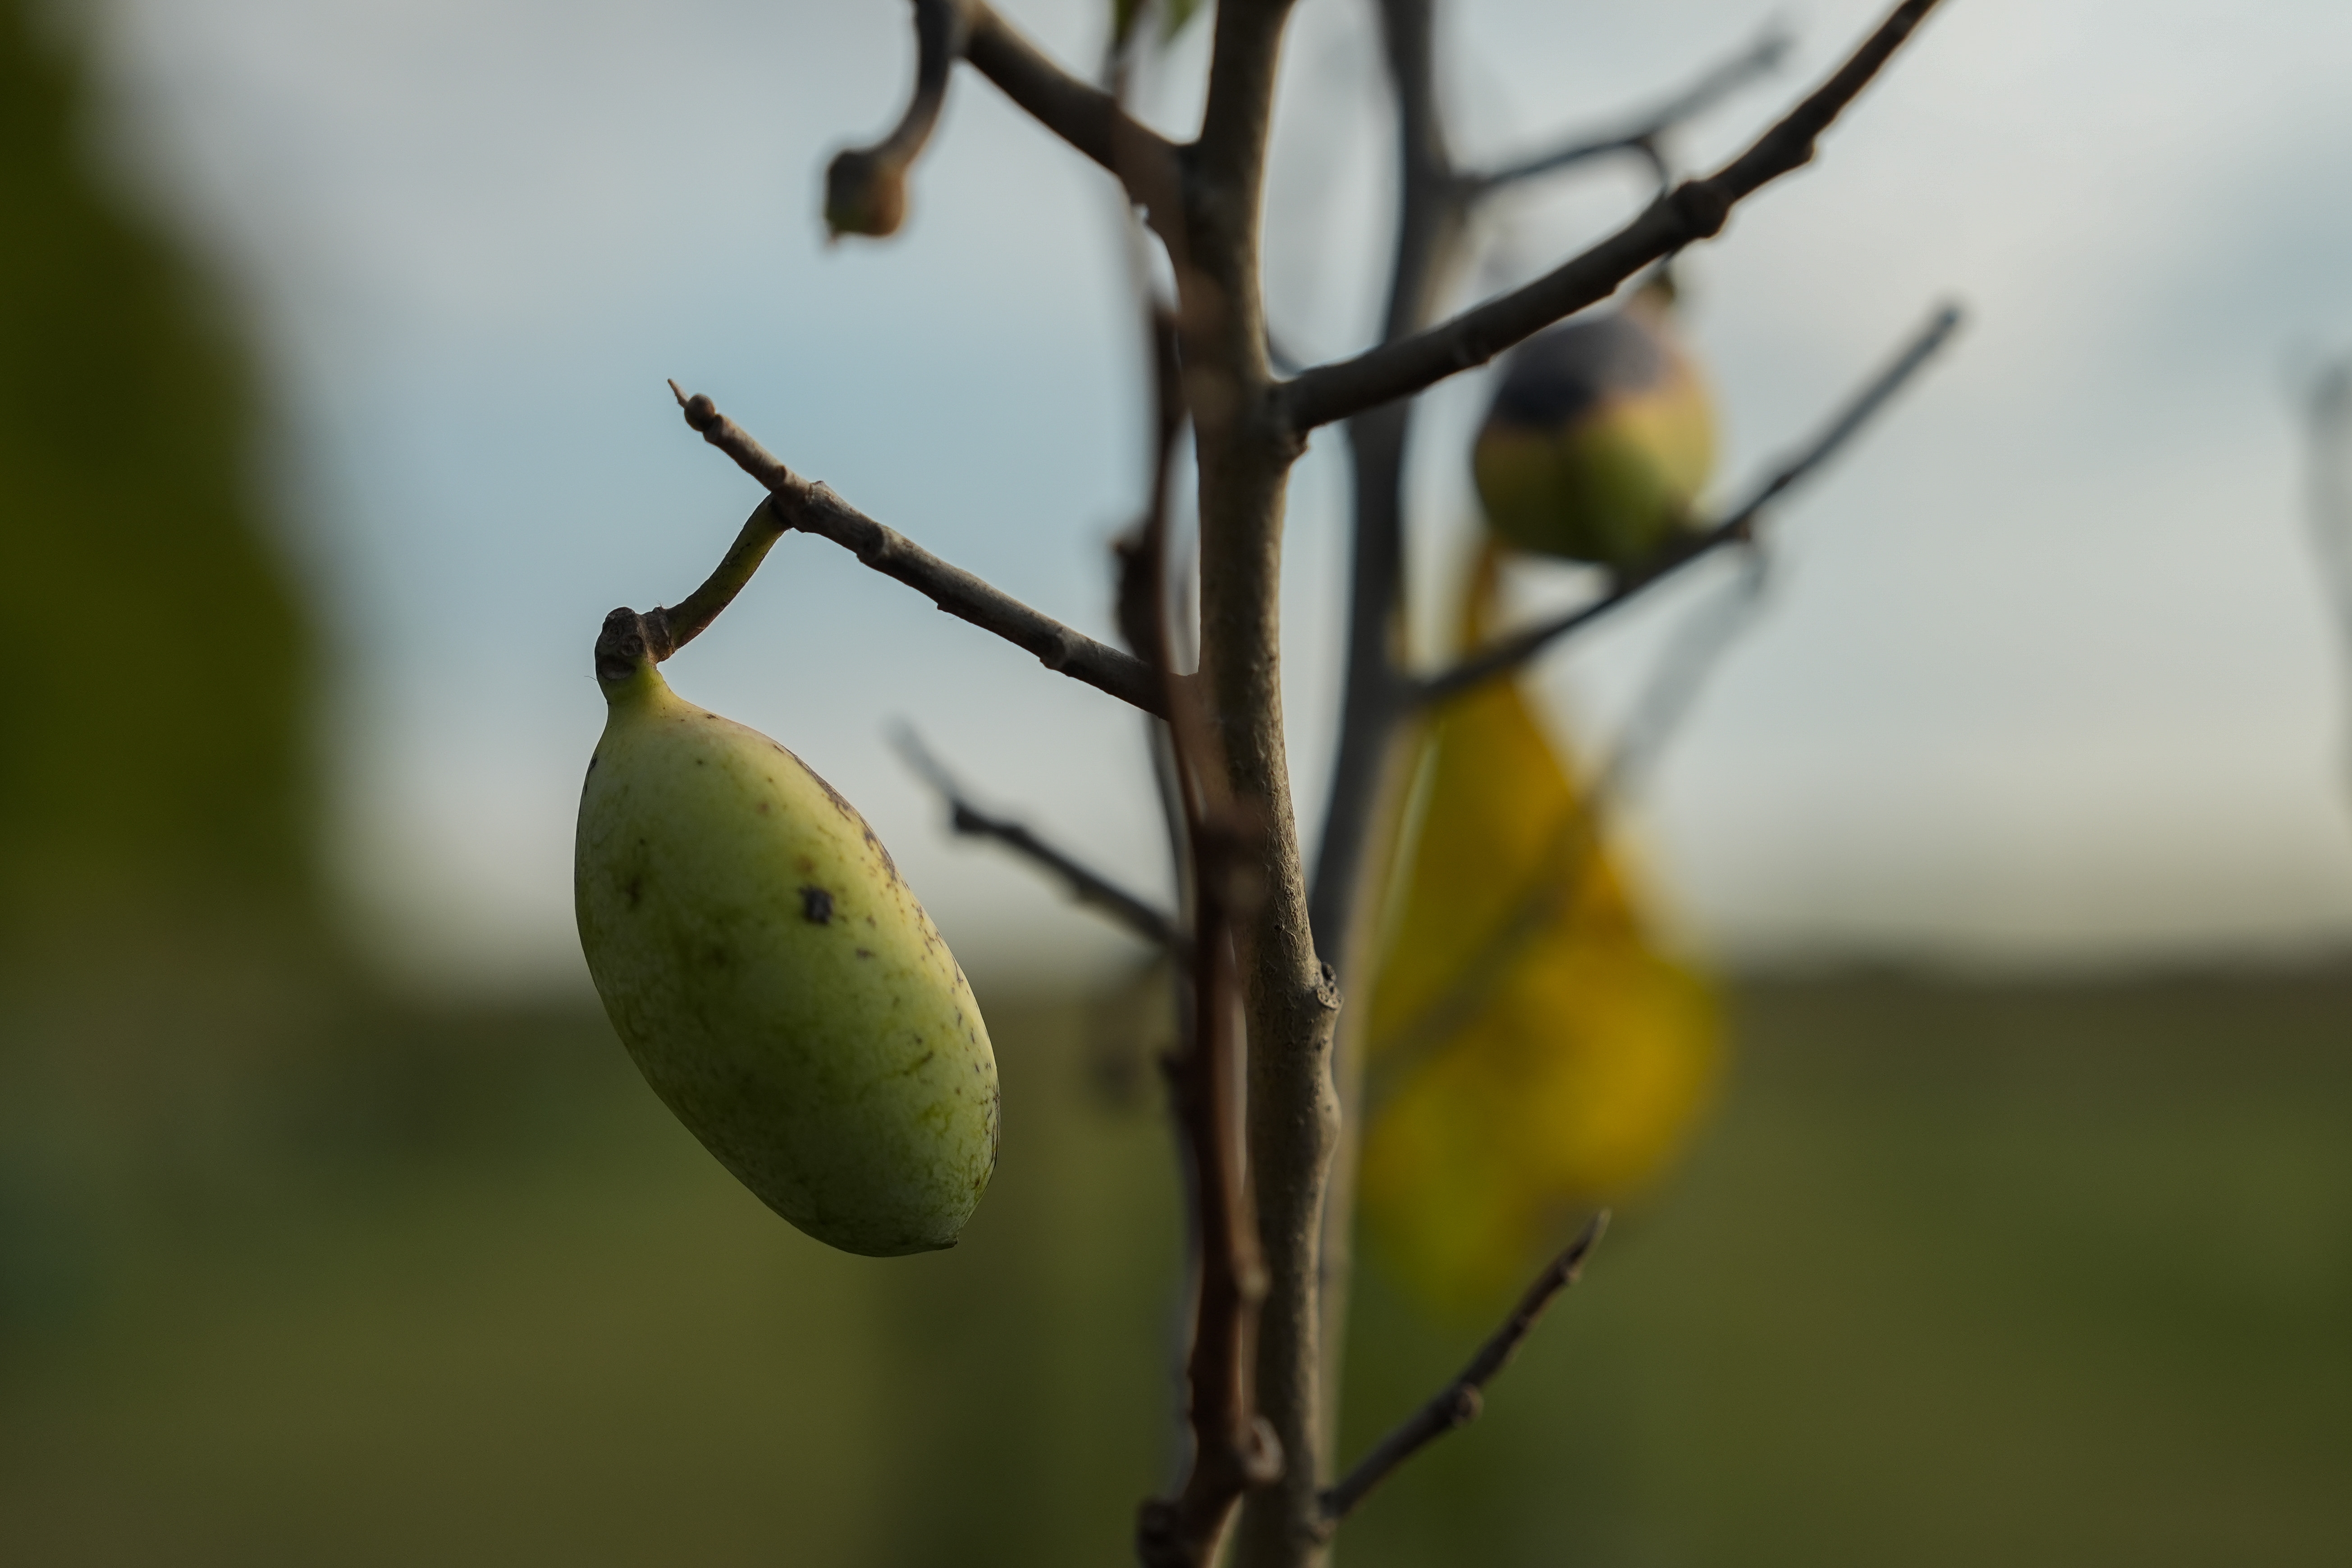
[{"xmin": 575, "ymin": 654, "xmax": 998, "ymax": 1257}]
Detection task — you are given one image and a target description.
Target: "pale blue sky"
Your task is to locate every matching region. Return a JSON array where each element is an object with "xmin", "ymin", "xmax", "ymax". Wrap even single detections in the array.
[{"xmin": 76, "ymin": 0, "xmax": 2352, "ymax": 988}]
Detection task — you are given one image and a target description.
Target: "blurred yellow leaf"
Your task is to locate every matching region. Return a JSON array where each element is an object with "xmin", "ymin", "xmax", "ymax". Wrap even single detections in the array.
[{"xmin": 1361, "ymin": 543, "xmax": 1720, "ymax": 1307}]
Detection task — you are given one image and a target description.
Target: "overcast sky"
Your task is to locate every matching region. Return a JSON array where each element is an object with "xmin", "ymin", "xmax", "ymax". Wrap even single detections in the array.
[{"xmin": 73, "ymin": 0, "xmax": 2352, "ymax": 989}]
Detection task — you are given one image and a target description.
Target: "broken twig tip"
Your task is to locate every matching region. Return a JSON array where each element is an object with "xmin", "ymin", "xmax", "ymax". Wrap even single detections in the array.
[{"xmin": 672, "ymin": 388, "xmax": 720, "ymax": 433}]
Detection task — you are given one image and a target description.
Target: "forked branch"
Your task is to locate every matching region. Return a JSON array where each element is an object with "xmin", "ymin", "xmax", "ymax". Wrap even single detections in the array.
[
  {"xmin": 668, "ymin": 383, "xmax": 1167, "ymax": 717},
  {"xmin": 1468, "ymin": 24, "xmax": 1791, "ymax": 196},
  {"xmin": 827, "ymin": 1, "xmax": 1185, "ymax": 241},
  {"xmin": 1278, "ymin": 0, "xmax": 1946, "ymax": 433},
  {"xmin": 1320, "ymin": 1212, "xmax": 1610, "ymax": 1527},
  {"xmin": 1124, "ymin": 329, "xmax": 1282, "ymax": 1568},
  {"xmin": 1415, "ymin": 300, "xmax": 1963, "ymax": 705}
]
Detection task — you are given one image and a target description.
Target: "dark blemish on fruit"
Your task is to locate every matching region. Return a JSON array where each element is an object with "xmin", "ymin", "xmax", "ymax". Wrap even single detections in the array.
[
  {"xmin": 796, "ymin": 856, "xmax": 815, "ymax": 874},
  {"xmin": 695, "ymin": 758, "xmax": 706, "ymax": 767},
  {"xmin": 855, "ymin": 948, "xmax": 874, "ymax": 960},
  {"xmin": 623, "ymin": 876, "xmax": 642, "ymax": 909},
  {"xmin": 864, "ymin": 915, "xmax": 876, "ymax": 929},
  {"xmin": 586, "ymin": 754, "xmax": 599, "ymax": 775},
  {"xmin": 756, "ymin": 801, "xmax": 770, "ymax": 815},
  {"xmin": 800, "ymin": 886, "xmax": 834, "ymax": 924}
]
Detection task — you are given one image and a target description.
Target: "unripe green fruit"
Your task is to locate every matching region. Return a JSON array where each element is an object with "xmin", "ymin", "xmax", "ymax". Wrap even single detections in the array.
[
  {"xmin": 574, "ymin": 614, "xmax": 998, "ymax": 1256},
  {"xmin": 1472, "ymin": 297, "xmax": 1715, "ymax": 568}
]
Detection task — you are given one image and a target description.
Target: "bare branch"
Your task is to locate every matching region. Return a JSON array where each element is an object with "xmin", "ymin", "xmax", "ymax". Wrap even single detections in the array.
[
  {"xmin": 1132, "ymin": 392, "xmax": 1284, "ymax": 1568},
  {"xmin": 666, "ymin": 381, "xmax": 1167, "ymax": 718},
  {"xmin": 1320, "ymin": 1212, "xmax": 1610, "ymax": 1527},
  {"xmin": 1468, "ymin": 23, "xmax": 1792, "ymax": 196},
  {"xmin": 891, "ymin": 724, "xmax": 1184, "ymax": 956},
  {"xmin": 1590, "ymin": 546, "xmax": 1773, "ymax": 801},
  {"xmin": 957, "ymin": 0, "xmax": 1185, "ymax": 232},
  {"xmin": 823, "ymin": 0, "xmax": 967, "ymax": 238},
  {"xmin": 636, "ymin": 500, "xmax": 787, "ymax": 662},
  {"xmin": 1414, "ymin": 299, "xmax": 1963, "ymax": 706},
  {"xmin": 1277, "ymin": 0, "xmax": 1946, "ymax": 433}
]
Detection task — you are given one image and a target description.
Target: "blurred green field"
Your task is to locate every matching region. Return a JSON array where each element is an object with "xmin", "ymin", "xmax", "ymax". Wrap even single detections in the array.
[{"xmin": 1, "ymin": 969, "xmax": 2344, "ymax": 1567}]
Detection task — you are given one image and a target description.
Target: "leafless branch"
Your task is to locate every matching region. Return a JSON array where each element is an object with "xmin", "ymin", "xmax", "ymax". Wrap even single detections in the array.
[
  {"xmin": 1139, "ymin": 830, "xmax": 1283, "ymax": 1568},
  {"xmin": 1320, "ymin": 1212, "xmax": 1610, "ymax": 1527},
  {"xmin": 667, "ymin": 381, "xmax": 1167, "ymax": 718},
  {"xmin": 1468, "ymin": 23, "xmax": 1792, "ymax": 196},
  {"xmin": 1277, "ymin": 0, "xmax": 1945, "ymax": 433},
  {"xmin": 1107, "ymin": 206, "xmax": 1281, "ymax": 1568},
  {"xmin": 1415, "ymin": 299, "xmax": 1963, "ymax": 705},
  {"xmin": 1591, "ymin": 546, "xmax": 1772, "ymax": 800},
  {"xmin": 824, "ymin": 1, "xmax": 1184, "ymax": 242},
  {"xmin": 633, "ymin": 500, "xmax": 788, "ymax": 663},
  {"xmin": 823, "ymin": 0, "xmax": 967, "ymax": 238},
  {"xmin": 890, "ymin": 723, "xmax": 1185, "ymax": 956},
  {"xmin": 1134, "ymin": 457, "xmax": 1283, "ymax": 1568},
  {"xmin": 957, "ymin": 0, "xmax": 1185, "ymax": 233}
]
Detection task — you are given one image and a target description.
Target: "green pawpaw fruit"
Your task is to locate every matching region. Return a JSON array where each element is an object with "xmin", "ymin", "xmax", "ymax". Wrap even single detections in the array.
[{"xmin": 575, "ymin": 611, "xmax": 998, "ymax": 1256}]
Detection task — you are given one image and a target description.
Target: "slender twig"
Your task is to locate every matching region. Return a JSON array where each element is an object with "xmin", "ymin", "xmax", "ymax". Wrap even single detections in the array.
[
  {"xmin": 1467, "ymin": 24, "xmax": 1792, "ymax": 196},
  {"xmin": 1415, "ymin": 300, "xmax": 1963, "ymax": 705},
  {"xmin": 823, "ymin": 0, "xmax": 966, "ymax": 238},
  {"xmin": 636, "ymin": 500, "xmax": 787, "ymax": 661},
  {"xmin": 1278, "ymin": 0, "xmax": 1946, "ymax": 434},
  {"xmin": 1133, "ymin": 416, "xmax": 1282, "ymax": 1568},
  {"xmin": 955, "ymin": 0, "xmax": 1185, "ymax": 235},
  {"xmin": 667, "ymin": 381, "xmax": 1167, "ymax": 718},
  {"xmin": 1306, "ymin": 3, "xmax": 1466, "ymax": 1487},
  {"xmin": 1164, "ymin": 10, "xmax": 1351, "ymax": 1568},
  {"xmin": 1319, "ymin": 1212, "xmax": 1610, "ymax": 1527},
  {"xmin": 1309, "ymin": 0, "xmax": 1461, "ymax": 965},
  {"xmin": 1591, "ymin": 546, "xmax": 1772, "ymax": 801},
  {"xmin": 1108, "ymin": 157, "xmax": 1279, "ymax": 1568},
  {"xmin": 890, "ymin": 723, "xmax": 1185, "ymax": 956},
  {"xmin": 1139, "ymin": 814, "xmax": 1282, "ymax": 1568}
]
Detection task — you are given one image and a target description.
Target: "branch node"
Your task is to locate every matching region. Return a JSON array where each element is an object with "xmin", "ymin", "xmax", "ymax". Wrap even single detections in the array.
[
  {"xmin": 674, "ymin": 384, "xmax": 721, "ymax": 433},
  {"xmin": 666, "ymin": 386, "xmax": 1167, "ymax": 715},
  {"xmin": 1668, "ymin": 178, "xmax": 1733, "ymax": 240},
  {"xmin": 1313, "ymin": 961, "xmax": 1342, "ymax": 1015}
]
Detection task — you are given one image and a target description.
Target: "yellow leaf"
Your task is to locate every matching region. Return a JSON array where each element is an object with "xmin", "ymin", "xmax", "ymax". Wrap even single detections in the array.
[{"xmin": 1362, "ymin": 542, "xmax": 1720, "ymax": 1307}]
